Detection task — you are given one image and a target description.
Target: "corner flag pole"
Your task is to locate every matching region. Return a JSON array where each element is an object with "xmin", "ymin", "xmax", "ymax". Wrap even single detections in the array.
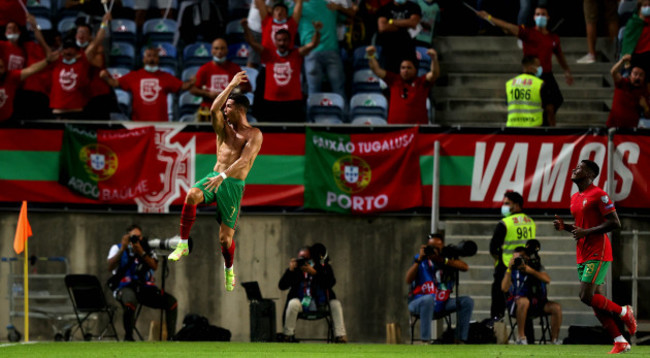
[
  {"xmin": 13, "ymin": 200, "xmax": 32, "ymax": 342},
  {"xmin": 24, "ymin": 234, "xmax": 29, "ymax": 342}
]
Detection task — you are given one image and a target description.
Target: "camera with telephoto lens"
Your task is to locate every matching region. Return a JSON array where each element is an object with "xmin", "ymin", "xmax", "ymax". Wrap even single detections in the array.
[
  {"xmin": 512, "ymin": 257, "xmax": 526, "ymax": 270},
  {"xmin": 147, "ymin": 235, "xmax": 193, "ymax": 254},
  {"xmin": 424, "ymin": 245, "xmax": 438, "ymax": 257},
  {"xmin": 440, "ymin": 240, "xmax": 478, "ymax": 259},
  {"xmin": 296, "ymin": 256, "xmax": 309, "ymax": 268},
  {"xmin": 129, "ymin": 235, "xmax": 140, "ymax": 243}
]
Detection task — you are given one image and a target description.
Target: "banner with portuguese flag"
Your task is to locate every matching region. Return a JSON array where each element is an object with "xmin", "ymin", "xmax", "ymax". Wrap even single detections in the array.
[
  {"xmin": 304, "ymin": 127, "xmax": 422, "ymax": 213},
  {"xmin": 59, "ymin": 125, "xmax": 164, "ymax": 202}
]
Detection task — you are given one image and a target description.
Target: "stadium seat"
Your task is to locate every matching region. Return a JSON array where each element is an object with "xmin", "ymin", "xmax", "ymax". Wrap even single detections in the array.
[
  {"xmin": 110, "ymin": 18, "xmax": 137, "ymax": 46},
  {"xmin": 409, "ymin": 311, "xmax": 451, "ymax": 344},
  {"xmin": 353, "ymin": 45, "xmax": 382, "ymax": 70},
  {"xmin": 350, "ymin": 92, "xmax": 387, "ymax": 119},
  {"xmin": 352, "ymin": 69, "xmax": 384, "ymax": 94},
  {"xmin": 34, "ymin": 17, "xmax": 52, "ymax": 31},
  {"xmin": 351, "ymin": 116, "xmax": 387, "ymax": 125},
  {"xmin": 145, "ymin": 42, "xmax": 178, "ymax": 71},
  {"xmin": 183, "ymin": 42, "xmax": 211, "ymax": 67},
  {"xmin": 242, "ymin": 66, "xmax": 258, "ymax": 91},
  {"xmin": 618, "ymin": 0, "xmax": 637, "ymax": 26},
  {"xmin": 110, "ymin": 41, "xmax": 136, "ymax": 68},
  {"xmin": 179, "ymin": 91, "xmax": 202, "ymax": 115},
  {"xmin": 64, "ymin": 274, "xmax": 119, "ymax": 341},
  {"xmin": 181, "ymin": 66, "xmax": 200, "ymax": 82},
  {"xmin": 107, "ymin": 67, "xmax": 130, "ymax": 80},
  {"xmin": 415, "ymin": 46, "xmax": 431, "ymax": 70},
  {"xmin": 114, "ymin": 89, "xmax": 132, "ymax": 118},
  {"xmin": 307, "ymin": 92, "xmax": 345, "ymax": 123},
  {"xmin": 142, "ymin": 18, "xmax": 177, "ymax": 43},
  {"xmin": 178, "ymin": 113, "xmax": 195, "ymax": 122},
  {"xmin": 225, "ymin": 19, "xmax": 245, "ymax": 44},
  {"xmin": 160, "ymin": 66, "xmax": 176, "ymax": 76},
  {"xmin": 27, "ymin": 0, "xmax": 52, "ymax": 18},
  {"xmin": 228, "ymin": 42, "xmax": 251, "ymax": 66},
  {"xmin": 57, "ymin": 16, "xmax": 77, "ymax": 35}
]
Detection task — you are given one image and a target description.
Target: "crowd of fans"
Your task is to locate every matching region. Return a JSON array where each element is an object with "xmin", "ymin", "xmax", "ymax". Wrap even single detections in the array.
[{"xmin": 0, "ymin": 0, "xmax": 648, "ymax": 126}]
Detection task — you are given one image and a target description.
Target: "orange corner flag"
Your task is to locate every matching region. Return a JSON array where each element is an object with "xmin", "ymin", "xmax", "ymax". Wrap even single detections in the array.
[{"xmin": 13, "ymin": 201, "xmax": 32, "ymax": 254}]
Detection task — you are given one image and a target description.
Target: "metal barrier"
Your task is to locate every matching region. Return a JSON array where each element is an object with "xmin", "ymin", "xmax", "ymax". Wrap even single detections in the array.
[{"xmin": 619, "ymin": 230, "xmax": 650, "ymax": 344}]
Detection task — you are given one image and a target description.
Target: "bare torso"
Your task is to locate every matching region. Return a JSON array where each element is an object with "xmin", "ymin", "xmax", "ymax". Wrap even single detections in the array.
[{"xmin": 213, "ymin": 120, "xmax": 262, "ymax": 180}]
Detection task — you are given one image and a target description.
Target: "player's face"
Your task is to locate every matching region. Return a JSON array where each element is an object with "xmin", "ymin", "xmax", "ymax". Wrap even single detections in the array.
[
  {"xmin": 571, "ymin": 162, "xmax": 590, "ymax": 182},
  {"xmin": 399, "ymin": 60, "xmax": 417, "ymax": 81},
  {"xmin": 212, "ymin": 39, "xmax": 228, "ymax": 59},
  {"xmin": 224, "ymin": 99, "xmax": 240, "ymax": 120},
  {"xmin": 143, "ymin": 49, "xmax": 160, "ymax": 65},
  {"xmin": 630, "ymin": 67, "xmax": 645, "ymax": 86}
]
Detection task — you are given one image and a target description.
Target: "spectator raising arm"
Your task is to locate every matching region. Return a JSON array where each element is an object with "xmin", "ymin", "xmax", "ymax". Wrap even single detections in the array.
[
  {"xmin": 425, "ymin": 48, "xmax": 439, "ymax": 83},
  {"xmin": 99, "ymin": 69, "xmax": 119, "ymax": 87},
  {"xmin": 26, "ymin": 14, "xmax": 52, "ymax": 56},
  {"xmin": 86, "ymin": 12, "xmax": 112, "ymax": 60},
  {"xmin": 241, "ymin": 19, "xmax": 264, "ymax": 54},
  {"xmin": 476, "ymin": 11, "xmax": 519, "ymax": 36},
  {"xmin": 366, "ymin": 45, "xmax": 386, "ymax": 79},
  {"xmin": 610, "ymin": 54, "xmax": 632, "ymax": 83},
  {"xmin": 298, "ymin": 21, "xmax": 322, "ymax": 57},
  {"xmin": 20, "ymin": 51, "xmax": 59, "ymax": 81}
]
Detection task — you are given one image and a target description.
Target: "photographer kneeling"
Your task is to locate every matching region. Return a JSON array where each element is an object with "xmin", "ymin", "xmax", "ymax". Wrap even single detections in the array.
[
  {"xmin": 107, "ymin": 224, "xmax": 178, "ymax": 341},
  {"xmin": 501, "ymin": 242, "xmax": 562, "ymax": 345},
  {"xmin": 278, "ymin": 244, "xmax": 347, "ymax": 343},
  {"xmin": 406, "ymin": 233, "xmax": 474, "ymax": 344}
]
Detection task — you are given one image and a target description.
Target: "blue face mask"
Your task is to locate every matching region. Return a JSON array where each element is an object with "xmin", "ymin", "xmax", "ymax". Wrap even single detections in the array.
[
  {"xmin": 642, "ymin": 6, "xmax": 650, "ymax": 16},
  {"xmin": 144, "ymin": 65, "xmax": 159, "ymax": 73},
  {"xmin": 276, "ymin": 49, "xmax": 289, "ymax": 57},
  {"xmin": 534, "ymin": 15, "xmax": 547, "ymax": 28},
  {"xmin": 535, "ymin": 66, "xmax": 543, "ymax": 77},
  {"xmin": 62, "ymin": 57, "xmax": 77, "ymax": 65},
  {"xmin": 213, "ymin": 56, "xmax": 226, "ymax": 63},
  {"xmin": 501, "ymin": 205, "xmax": 511, "ymax": 217},
  {"xmin": 273, "ymin": 18, "xmax": 287, "ymax": 25}
]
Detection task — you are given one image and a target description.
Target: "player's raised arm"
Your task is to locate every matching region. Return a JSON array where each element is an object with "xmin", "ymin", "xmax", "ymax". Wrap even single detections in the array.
[{"xmin": 210, "ymin": 71, "xmax": 248, "ymax": 133}]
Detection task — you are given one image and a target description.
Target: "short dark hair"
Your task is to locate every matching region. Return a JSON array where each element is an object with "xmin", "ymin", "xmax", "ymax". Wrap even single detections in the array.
[
  {"xmin": 62, "ymin": 38, "xmax": 79, "ymax": 50},
  {"xmin": 401, "ymin": 57, "xmax": 418, "ymax": 69},
  {"xmin": 228, "ymin": 93, "xmax": 250, "ymax": 111},
  {"xmin": 428, "ymin": 232, "xmax": 445, "ymax": 243},
  {"xmin": 513, "ymin": 246, "xmax": 526, "ymax": 253},
  {"xmin": 275, "ymin": 28, "xmax": 290, "ymax": 40},
  {"xmin": 521, "ymin": 55, "xmax": 538, "ymax": 66},
  {"xmin": 581, "ymin": 159, "xmax": 600, "ymax": 178},
  {"xmin": 272, "ymin": 1, "xmax": 288, "ymax": 12},
  {"xmin": 504, "ymin": 191, "xmax": 524, "ymax": 208},
  {"xmin": 126, "ymin": 224, "xmax": 142, "ymax": 233}
]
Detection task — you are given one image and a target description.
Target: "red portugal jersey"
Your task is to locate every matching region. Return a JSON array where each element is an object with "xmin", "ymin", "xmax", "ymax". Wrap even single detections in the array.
[
  {"xmin": 261, "ymin": 15, "xmax": 297, "ymax": 50},
  {"xmin": 49, "ymin": 55, "xmax": 91, "ymax": 110},
  {"xmin": 118, "ymin": 69, "xmax": 182, "ymax": 122},
  {"xmin": 0, "ymin": 41, "xmax": 26, "ymax": 71},
  {"xmin": 570, "ymin": 184, "xmax": 616, "ymax": 263},
  {"xmin": 261, "ymin": 48, "xmax": 303, "ymax": 101},
  {"xmin": 195, "ymin": 60, "xmax": 242, "ymax": 107},
  {"xmin": 384, "ymin": 72, "xmax": 432, "ymax": 125},
  {"xmin": 0, "ymin": 69, "xmax": 21, "ymax": 121}
]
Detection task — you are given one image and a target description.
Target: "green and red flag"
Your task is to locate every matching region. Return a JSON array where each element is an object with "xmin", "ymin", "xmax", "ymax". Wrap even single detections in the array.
[
  {"xmin": 58, "ymin": 125, "xmax": 164, "ymax": 202},
  {"xmin": 304, "ymin": 127, "xmax": 422, "ymax": 213}
]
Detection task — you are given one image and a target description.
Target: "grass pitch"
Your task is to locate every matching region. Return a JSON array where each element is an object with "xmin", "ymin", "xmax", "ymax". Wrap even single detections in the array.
[{"xmin": 1, "ymin": 342, "xmax": 650, "ymax": 357}]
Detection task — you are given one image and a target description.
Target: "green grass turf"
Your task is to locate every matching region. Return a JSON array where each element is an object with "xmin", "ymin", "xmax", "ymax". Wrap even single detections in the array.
[{"xmin": 1, "ymin": 342, "xmax": 650, "ymax": 357}]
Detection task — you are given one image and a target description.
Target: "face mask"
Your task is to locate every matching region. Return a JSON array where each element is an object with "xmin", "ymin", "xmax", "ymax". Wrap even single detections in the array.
[
  {"xmin": 62, "ymin": 57, "xmax": 77, "ymax": 65},
  {"xmin": 501, "ymin": 205, "xmax": 511, "ymax": 217},
  {"xmin": 534, "ymin": 15, "xmax": 547, "ymax": 28},
  {"xmin": 642, "ymin": 6, "xmax": 650, "ymax": 16},
  {"xmin": 213, "ymin": 56, "xmax": 226, "ymax": 63},
  {"xmin": 395, "ymin": 0, "xmax": 407, "ymax": 3},
  {"xmin": 535, "ymin": 66, "xmax": 543, "ymax": 77},
  {"xmin": 276, "ymin": 49, "xmax": 289, "ymax": 57},
  {"xmin": 273, "ymin": 18, "xmax": 287, "ymax": 25},
  {"xmin": 76, "ymin": 40, "xmax": 89, "ymax": 48},
  {"xmin": 144, "ymin": 65, "xmax": 159, "ymax": 73},
  {"xmin": 6, "ymin": 33, "xmax": 19, "ymax": 41}
]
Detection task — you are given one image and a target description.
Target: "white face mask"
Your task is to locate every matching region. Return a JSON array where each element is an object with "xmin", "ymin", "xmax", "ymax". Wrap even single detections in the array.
[
  {"xmin": 76, "ymin": 40, "xmax": 89, "ymax": 48},
  {"xmin": 213, "ymin": 56, "xmax": 226, "ymax": 63},
  {"xmin": 535, "ymin": 66, "xmax": 543, "ymax": 77},
  {"xmin": 642, "ymin": 6, "xmax": 650, "ymax": 16},
  {"xmin": 144, "ymin": 65, "xmax": 159, "ymax": 73},
  {"xmin": 62, "ymin": 57, "xmax": 77, "ymax": 65},
  {"xmin": 6, "ymin": 33, "xmax": 19, "ymax": 41},
  {"xmin": 501, "ymin": 205, "xmax": 511, "ymax": 217}
]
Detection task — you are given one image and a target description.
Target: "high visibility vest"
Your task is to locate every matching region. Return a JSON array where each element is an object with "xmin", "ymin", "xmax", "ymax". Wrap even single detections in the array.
[
  {"xmin": 505, "ymin": 74, "xmax": 544, "ymax": 127},
  {"xmin": 500, "ymin": 213, "xmax": 536, "ymax": 266}
]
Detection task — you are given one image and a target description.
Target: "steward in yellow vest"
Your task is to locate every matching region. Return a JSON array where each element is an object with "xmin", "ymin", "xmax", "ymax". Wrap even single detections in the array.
[
  {"xmin": 489, "ymin": 191, "xmax": 536, "ymax": 319},
  {"xmin": 506, "ymin": 56, "xmax": 545, "ymax": 127}
]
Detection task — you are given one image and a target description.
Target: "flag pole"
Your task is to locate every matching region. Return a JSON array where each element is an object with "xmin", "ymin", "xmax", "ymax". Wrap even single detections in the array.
[{"xmin": 24, "ymin": 234, "xmax": 29, "ymax": 342}]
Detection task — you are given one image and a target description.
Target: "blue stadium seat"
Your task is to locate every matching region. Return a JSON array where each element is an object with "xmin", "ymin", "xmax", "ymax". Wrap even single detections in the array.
[
  {"xmin": 351, "ymin": 116, "xmax": 387, "ymax": 126},
  {"xmin": 353, "ymin": 45, "xmax": 382, "ymax": 70},
  {"xmin": 114, "ymin": 89, "xmax": 132, "ymax": 119},
  {"xmin": 57, "ymin": 16, "xmax": 77, "ymax": 35},
  {"xmin": 179, "ymin": 113, "xmax": 195, "ymax": 122},
  {"xmin": 160, "ymin": 66, "xmax": 176, "ymax": 76},
  {"xmin": 35, "ymin": 17, "xmax": 52, "ymax": 31},
  {"xmin": 109, "ymin": 41, "xmax": 136, "ymax": 68},
  {"xmin": 225, "ymin": 19, "xmax": 245, "ymax": 44},
  {"xmin": 307, "ymin": 92, "xmax": 345, "ymax": 123},
  {"xmin": 179, "ymin": 91, "xmax": 202, "ymax": 115},
  {"xmin": 142, "ymin": 18, "xmax": 177, "ymax": 43},
  {"xmin": 415, "ymin": 46, "xmax": 431, "ymax": 70},
  {"xmin": 111, "ymin": 18, "xmax": 137, "ymax": 46},
  {"xmin": 107, "ymin": 67, "xmax": 130, "ymax": 80},
  {"xmin": 183, "ymin": 42, "xmax": 211, "ymax": 67},
  {"xmin": 228, "ymin": 42, "xmax": 250, "ymax": 66},
  {"xmin": 242, "ymin": 66, "xmax": 258, "ymax": 91},
  {"xmin": 352, "ymin": 69, "xmax": 384, "ymax": 94},
  {"xmin": 181, "ymin": 66, "xmax": 200, "ymax": 82},
  {"xmin": 27, "ymin": 0, "xmax": 52, "ymax": 18},
  {"xmin": 145, "ymin": 42, "xmax": 178, "ymax": 71},
  {"xmin": 350, "ymin": 93, "xmax": 387, "ymax": 120}
]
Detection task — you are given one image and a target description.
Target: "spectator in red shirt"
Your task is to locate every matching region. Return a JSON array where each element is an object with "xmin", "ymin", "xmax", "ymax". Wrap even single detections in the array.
[
  {"xmin": 477, "ymin": 6, "xmax": 574, "ymax": 126},
  {"xmin": 1, "ymin": 21, "xmax": 27, "ymax": 71},
  {"xmin": 620, "ymin": 0, "xmax": 650, "ymax": 78},
  {"xmin": 49, "ymin": 39, "xmax": 92, "ymax": 119},
  {"xmin": 257, "ymin": 0, "xmax": 302, "ymax": 51},
  {"xmin": 75, "ymin": 13, "xmax": 118, "ymax": 120},
  {"xmin": 0, "ymin": 51, "xmax": 58, "ymax": 122},
  {"xmin": 606, "ymin": 54, "xmax": 649, "ymax": 128},
  {"xmin": 243, "ymin": 19, "xmax": 322, "ymax": 122},
  {"xmin": 190, "ymin": 38, "xmax": 252, "ymax": 116},
  {"xmin": 366, "ymin": 45, "xmax": 438, "ymax": 124},
  {"xmin": 100, "ymin": 47, "xmax": 194, "ymax": 122}
]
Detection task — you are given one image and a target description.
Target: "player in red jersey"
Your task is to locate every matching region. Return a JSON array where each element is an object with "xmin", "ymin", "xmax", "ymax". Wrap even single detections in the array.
[{"xmin": 553, "ymin": 160, "xmax": 637, "ymax": 354}]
